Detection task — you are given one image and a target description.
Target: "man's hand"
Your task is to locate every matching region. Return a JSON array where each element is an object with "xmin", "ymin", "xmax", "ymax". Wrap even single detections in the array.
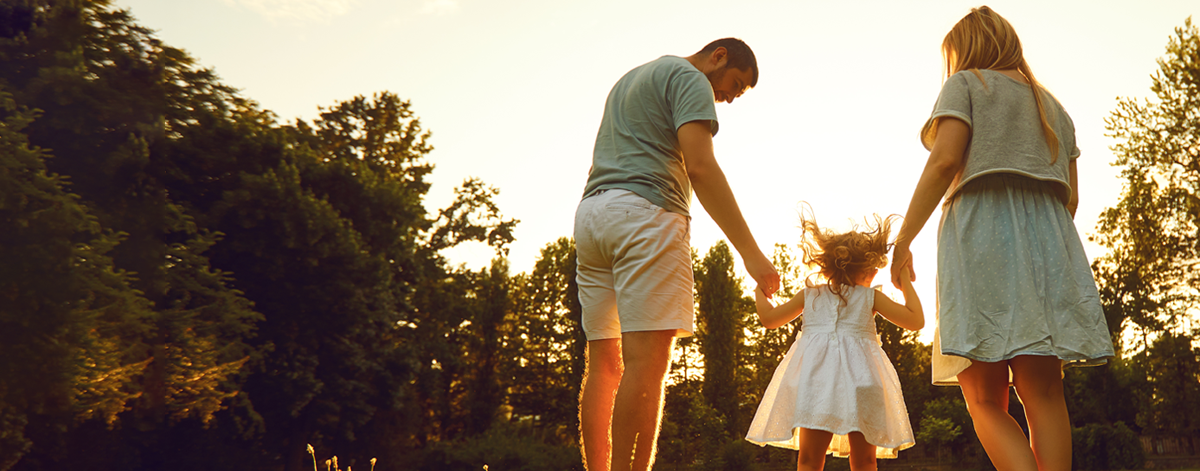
[
  {"xmin": 678, "ymin": 120, "xmax": 779, "ymax": 297},
  {"xmin": 744, "ymin": 252, "xmax": 780, "ymax": 298}
]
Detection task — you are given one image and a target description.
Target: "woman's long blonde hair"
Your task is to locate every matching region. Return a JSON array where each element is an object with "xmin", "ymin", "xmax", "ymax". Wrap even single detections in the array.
[{"xmin": 941, "ymin": 6, "xmax": 1060, "ymax": 163}]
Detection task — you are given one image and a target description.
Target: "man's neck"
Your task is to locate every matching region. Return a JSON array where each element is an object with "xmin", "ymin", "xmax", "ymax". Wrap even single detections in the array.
[{"xmin": 685, "ymin": 53, "xmax": 713, "ymax": 74}]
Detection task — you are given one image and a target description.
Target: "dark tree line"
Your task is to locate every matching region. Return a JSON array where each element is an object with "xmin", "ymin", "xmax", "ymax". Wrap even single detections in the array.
[
  {"xmin": 0, "ymin": 1, "xmax": 532, "ymax": 469},
  {"xmin": 1, "ymin": 2, "xmax": 1198, "ymax": 471}
]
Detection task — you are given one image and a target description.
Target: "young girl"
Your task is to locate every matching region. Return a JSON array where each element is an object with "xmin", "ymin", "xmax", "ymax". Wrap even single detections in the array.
[
  {"xmin": 890, "ymin": 6, "xmax": 1115, "ymax": 471},
  {"xmin": 746, "ymin": 212, "xmax": 924, "ymax": 471}
]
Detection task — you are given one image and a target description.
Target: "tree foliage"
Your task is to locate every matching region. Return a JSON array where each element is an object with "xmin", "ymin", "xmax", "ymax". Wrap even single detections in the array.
[
  {"xmin": 505, "ymin": 238, "xmax": 584, "ymax": 432},
  {"xmin": 0, "ymin": 1, "xmax": 522, "ymax": 469},
  {"xmin": 0, "ymin": 90, "xmax": 152, "ymax": 469},
  {"xmin": 694, "ymin": 241, "xmax": 754, "ymax": 438},
  {"xmin": 1093, "ymin": 17, "xmax": 1200, "ymax": 347},
  {"xmin": 1087, "ymin": 17, "xmax": 1200, "ymax": 443}
]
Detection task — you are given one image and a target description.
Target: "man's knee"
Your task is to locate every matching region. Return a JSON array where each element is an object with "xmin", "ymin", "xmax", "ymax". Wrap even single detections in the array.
[
  {"xmin": 586, "ymin": 340, "xmax": 624, "ymax": 384},
  {"xmin": 589, "ymin": 359, "xmax": 623, "ymax": 384},
  {"xmin": 620, "ymin": 331, "xmax": 676, "ymax": 370}
]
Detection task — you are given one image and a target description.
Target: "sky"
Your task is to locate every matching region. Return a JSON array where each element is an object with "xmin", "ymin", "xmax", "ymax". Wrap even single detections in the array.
[{"xmin": 112, "ymin": 0, "xmax": 1198, "ymax": 338}]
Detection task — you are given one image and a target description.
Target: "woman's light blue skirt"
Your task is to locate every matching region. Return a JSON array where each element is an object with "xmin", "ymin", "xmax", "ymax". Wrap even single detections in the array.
[{"xmin": 933, "ymin": 173, "xmax": 1115, "ymax": 385}]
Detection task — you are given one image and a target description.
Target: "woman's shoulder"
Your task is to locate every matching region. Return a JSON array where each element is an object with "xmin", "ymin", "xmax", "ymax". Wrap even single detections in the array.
[{"xmin": 948, "ymin": 69, "xmax": 1030, "ymax": 92}]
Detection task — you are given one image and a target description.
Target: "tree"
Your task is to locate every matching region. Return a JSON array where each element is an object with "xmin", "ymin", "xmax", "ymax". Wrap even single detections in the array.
[
  {"xmin": 219, "ymin": 93, "xmax": 514, "ymax": 470},
  {"xmin": 694, "ymin": 241, "xmax": 753, "ymax": 438},
  {"xmin": 0, "ymin": 4, "xmax": 263, "ymax": 469},
  {"xmin": 1131, "ymin": 331, "xmax": 1200, "ymax": 445},
  {"xmin": 0, "ymin": 90, "xmax": 152, "ymax": 470},
  {"xmin": 1093, "ymin": 17, "xmax": 1200, "ymax": 351},
  {"xmin": 919, "ymin": 396, "xmax": 975, "ymax": 465},
  {"xmin": 1063, "ymin": 357, "xmax": 1140, "ymax": 429},
  {"xmin": 1091, "ymin": 17, "xmax": 1200, "ymax": 447},
  {"xmin": 403, "ymin": 180, "xmax": 516, "ymax": 457},
  {"xmin": 462, "ymin": 258, "xmax": 513, "ymax": 436},
  {"xmin": 917, "ymin": 416, "xmax": 961, "ymax": 468},
  {"xmin": 0, "ymin": 2, "xmax": 521, "ymax": 469},
  {"xmin": 506, "ymin": 238, "xmax": 584, "ymax": 433}
]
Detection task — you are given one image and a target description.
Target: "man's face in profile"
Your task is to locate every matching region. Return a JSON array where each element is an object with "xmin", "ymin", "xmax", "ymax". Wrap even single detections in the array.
[{"xmin": 707, "ymin": 65, "xmax": 752, "ymax": 104}]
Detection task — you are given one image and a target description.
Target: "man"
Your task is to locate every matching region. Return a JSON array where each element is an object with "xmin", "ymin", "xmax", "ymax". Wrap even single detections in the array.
[{"xmin": 573, "ymin": 38, "xmax": 781, "ymax": 471}]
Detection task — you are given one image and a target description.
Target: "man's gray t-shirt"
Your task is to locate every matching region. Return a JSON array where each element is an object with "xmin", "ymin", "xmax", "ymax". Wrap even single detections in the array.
[
  {"xmin": 921, "ymin": 69, "xmax": 1080, "ymax": 204},
  {"xmin": 581, "ymin": 55, "xmax": 718, "ymax": 217}
]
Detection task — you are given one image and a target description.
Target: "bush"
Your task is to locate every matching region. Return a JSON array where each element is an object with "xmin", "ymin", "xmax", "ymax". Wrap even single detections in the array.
[
  {"xmin": 1071, "ymin": 422, "xmax": 1145, "ymax": 471},
  {"xmin": 693, "ymin": 439, "xmax": 759, "ymax": 471},
  {"xmin": 416, "ymin": 421, "xmax": 582, "ymax": 471}
]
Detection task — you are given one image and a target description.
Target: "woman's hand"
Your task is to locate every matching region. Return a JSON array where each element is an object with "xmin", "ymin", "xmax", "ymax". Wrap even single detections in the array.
[{"xmin": 890, "ymin": 242, "xmax": 915, "ymax": 290}]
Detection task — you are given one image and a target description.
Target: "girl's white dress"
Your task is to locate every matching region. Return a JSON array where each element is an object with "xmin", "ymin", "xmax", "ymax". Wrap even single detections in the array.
[{"xmin": 745, "ymin": 284, "xmax": 914, "ymax": 459}]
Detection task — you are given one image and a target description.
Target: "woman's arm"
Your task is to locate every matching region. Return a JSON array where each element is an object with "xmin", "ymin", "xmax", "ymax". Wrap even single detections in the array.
[
  {"xmin": 1067, "ymin": 159, "xmax": 1079, "ymax": 219},
  {"xmin": 755, "ymin": 287, "xmax": 805, "ymax": 330},
  {"xmin": 890, "ymin": 117, "xmax": 971, "ymax": 289}
]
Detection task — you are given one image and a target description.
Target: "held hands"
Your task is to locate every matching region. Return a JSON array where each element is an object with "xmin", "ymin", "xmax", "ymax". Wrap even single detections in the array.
[
  {"xmin": 890, "ymin": 243, "xmax": 915, "ymax": 290},
  {"xmin": 745, "ymin": 252, "xmax": 781, "ymax": 299}
]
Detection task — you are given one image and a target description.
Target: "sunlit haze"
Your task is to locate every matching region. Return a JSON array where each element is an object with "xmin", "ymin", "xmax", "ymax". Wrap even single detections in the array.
[{"xmin": 114, "ymin": 0, "xmax": 1199, "ymax": 341}]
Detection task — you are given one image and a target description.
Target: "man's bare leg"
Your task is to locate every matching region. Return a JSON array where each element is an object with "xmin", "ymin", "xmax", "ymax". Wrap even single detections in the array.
[
  {"xmin": 580, "ymin": 338, "xmax": 622, "ymax": 471},
  {"xmin": 610, "ymin": 330, "xmax": 676, "ymax": 471}
]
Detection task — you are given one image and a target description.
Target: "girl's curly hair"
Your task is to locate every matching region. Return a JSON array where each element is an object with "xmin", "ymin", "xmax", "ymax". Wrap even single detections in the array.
[{"xmin": 798, "ymin": 207, "xmax": 901, "ymax": 305}]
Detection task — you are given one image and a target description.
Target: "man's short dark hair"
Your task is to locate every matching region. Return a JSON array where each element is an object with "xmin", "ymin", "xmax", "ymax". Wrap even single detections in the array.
[{"xmin": 698, "ymin": 38, "xmax": 758, "ymax": 87}]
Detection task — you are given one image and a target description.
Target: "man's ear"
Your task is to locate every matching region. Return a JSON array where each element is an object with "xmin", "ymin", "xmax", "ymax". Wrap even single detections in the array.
[{"xmin": 710, "ymin": 46, "xmax": 728, "ymax": 69}]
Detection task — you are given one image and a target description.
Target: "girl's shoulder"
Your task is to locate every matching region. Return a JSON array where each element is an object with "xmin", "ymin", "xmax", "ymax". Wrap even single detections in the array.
[{"xmin": 805, "ymin": 284, "xmax": 872, "ymax": 303}]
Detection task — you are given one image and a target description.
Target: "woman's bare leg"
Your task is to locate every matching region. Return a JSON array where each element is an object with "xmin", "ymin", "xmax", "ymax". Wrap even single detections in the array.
[
  {"xmin": 1011, "ymin": 355, "xmax": 1071, "ymax": 471},
  {"xmin": 958, "ymin": 360, "xmax": 1037, "ymax": 471}
]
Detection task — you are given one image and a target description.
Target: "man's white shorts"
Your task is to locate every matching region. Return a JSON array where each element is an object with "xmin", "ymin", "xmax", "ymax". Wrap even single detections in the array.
[{"xmin": 574, "ymin": 189, "xmax": 694, "ymax": 341}]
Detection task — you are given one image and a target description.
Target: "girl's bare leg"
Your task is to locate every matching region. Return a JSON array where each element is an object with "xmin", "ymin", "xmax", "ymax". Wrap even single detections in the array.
[
  {"xmin": 795, "ymin": 428, "xmax": 833, "ymax": 471},
  {"xmin": 1011, "ymin": 355, "xmax": 1071, "ymax": 471},
  {"xmin": 847, "ymin": 432, "xmax": 878, "ymax": 471},
  {"xmin": 958, "ymin": 360, "xmax": 1037, "ymax": 471}
]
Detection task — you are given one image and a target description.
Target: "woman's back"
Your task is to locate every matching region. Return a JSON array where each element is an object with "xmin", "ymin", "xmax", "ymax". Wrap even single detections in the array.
[{"xmin": 923, "ymin": 68, "xmax": 1079, "ymax": 204}]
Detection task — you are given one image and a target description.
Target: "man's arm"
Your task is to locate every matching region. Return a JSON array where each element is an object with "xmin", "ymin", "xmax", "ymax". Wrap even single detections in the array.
[{"xmin": 677, "ymin": 120, "xmax": 780, "ymax": 296}]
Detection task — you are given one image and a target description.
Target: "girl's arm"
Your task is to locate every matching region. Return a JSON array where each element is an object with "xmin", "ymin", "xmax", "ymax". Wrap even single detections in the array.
[
  {"xmin": 890, "ymin": 117, "xmax": 971, "ymax": 289},
  {"xmin": 755, "ymin": 287, "xmax": 805, "ymax": 330},
  {"xmin": 873, "ymin": 272, "xmax": 925, "ymax": 331}
]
